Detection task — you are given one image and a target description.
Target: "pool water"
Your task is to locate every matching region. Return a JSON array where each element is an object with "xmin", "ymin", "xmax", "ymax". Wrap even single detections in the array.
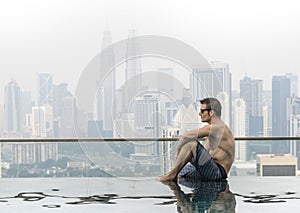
[{"xmin": 0, "ymin": 176, "xmax": 299, "ymax": 212}]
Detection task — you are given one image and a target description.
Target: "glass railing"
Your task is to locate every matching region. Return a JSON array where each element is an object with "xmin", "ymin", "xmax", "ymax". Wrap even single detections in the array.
[{"xmin": 1, "ymin": 137, "xmax": 299, "ymax": 178}]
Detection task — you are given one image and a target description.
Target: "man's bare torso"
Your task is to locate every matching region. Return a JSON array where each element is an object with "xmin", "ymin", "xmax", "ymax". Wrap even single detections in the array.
[{"xmin": 205, "ymin": 124, "xmax": 235, "ymax": 174}]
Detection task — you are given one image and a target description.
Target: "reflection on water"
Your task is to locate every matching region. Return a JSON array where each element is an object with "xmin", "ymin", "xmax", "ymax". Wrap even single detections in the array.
[
  {"xmin": 162, "ymin": 179, "xmax": 236, "ymax": 213},
  {"xmin": 1, "ymin": 178, "xmax": 299, "ymax": 211}
]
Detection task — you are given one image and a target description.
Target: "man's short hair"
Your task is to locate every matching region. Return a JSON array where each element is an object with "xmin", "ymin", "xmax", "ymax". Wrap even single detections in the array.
[{"xmin": 200, "ymin": 97, "xmax": 222, "ymax": 116}]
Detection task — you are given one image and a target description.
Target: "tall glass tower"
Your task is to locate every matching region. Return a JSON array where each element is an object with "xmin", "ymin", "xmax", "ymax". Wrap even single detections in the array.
[
  {"xmin": 240, "ymin": 76, "xmax": 263, "ymax": 136},
  {"xmin": 97, "ymin": 30, "xmax": 115, "ymax": 133},
  {"xmin": 37, "ymin": 73, "xmax": 53, "ymax": 107},
  {"xmin": 4, "ymin": 79, "xmax": 22, "ymax": 136},
  {"xmin": 272, "ymin": 75, "xmax": 291, "ymax": 153},
  {"xmin": 124, "ymin": 29, "xmax": 142, "ymax": 113}
]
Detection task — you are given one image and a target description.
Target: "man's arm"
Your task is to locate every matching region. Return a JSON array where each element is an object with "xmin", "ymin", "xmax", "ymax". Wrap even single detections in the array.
[{"xmin": 176, "ymin": 125, "xmax": 211, "ymax": 155}]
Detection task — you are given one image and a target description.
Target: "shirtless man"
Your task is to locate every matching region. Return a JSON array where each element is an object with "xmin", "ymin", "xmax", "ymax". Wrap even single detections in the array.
[{"xmin": 158, "ymin": 97, "xmax": 235, "ymax": 182}]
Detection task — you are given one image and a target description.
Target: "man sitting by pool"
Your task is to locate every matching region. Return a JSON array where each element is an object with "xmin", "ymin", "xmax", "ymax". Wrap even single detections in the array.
[{"xmin": 158, "ymin": 98, "xmax": 235, "ymax": 182}]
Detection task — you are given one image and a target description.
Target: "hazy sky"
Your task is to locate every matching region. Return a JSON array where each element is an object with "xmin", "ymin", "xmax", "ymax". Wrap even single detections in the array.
[{"xmin": 1, "ymin": 0, "xmax": 300, "ymax": 102}]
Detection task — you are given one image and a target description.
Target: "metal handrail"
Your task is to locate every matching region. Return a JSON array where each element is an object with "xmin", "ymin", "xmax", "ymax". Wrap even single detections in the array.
[{"xmin": 0, "ymin": 136, "xmax": 299, "ymax": 143}]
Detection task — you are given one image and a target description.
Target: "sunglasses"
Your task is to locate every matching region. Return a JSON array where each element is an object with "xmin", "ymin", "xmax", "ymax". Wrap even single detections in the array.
[{"xmin": 200, "ymin": 108, "xmax": 211, "ymax": 113}]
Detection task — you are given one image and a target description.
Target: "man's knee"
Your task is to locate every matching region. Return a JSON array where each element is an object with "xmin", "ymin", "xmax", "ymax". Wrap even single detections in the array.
[{"xmin": 183, "ymin": 141, "xmax": 198, "ymax": 152}]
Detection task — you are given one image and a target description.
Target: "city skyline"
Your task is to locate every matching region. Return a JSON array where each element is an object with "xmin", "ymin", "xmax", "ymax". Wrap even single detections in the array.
[
  {"xmin": 1, "ymin": 62, "xmax": 298, "ymax": 138},
  {"xmin": 1, "ymin": 68, "xmax": 298, "ymax": 105}
]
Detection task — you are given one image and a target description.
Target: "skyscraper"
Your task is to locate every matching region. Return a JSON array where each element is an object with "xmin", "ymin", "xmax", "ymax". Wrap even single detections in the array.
[
  {"xmin": 272, "ymin": 75, "xmax": 291, "ymax": 153},
  {"xmin": 37, "ymin": 73, "xmax": 53, "ymax": 107},
  {"xmin": 53, "ymin": 83, "xmax": 71, "ymax": 118},
  {"xmin": 21, "ymin": 91, "xmax": 32, "ymax": 126},
  {"xmin": 114, "ymin": 29, "xmax": 142, "ymax": 138},
  {"xmin": 97, "ymin": 30, "xmax": 115, "ymax": 133},
  {"xmin": 123, "ymin": 29, "xmax": 142, "ymax": 113},
  {"xmin": 286, "ymin": 73, "xmax": 298, "ymax": 97},
  {"xmin": 131, "ymin": 94, "xmax": 160, "ymax": 157},
  {"xmin": 31, "ymin": 106, "xmax": 47, "ymax": 138},
  {"xmin": 233, "ymin": 99, "xmax": 247, "ymax": 161},
  {"xmin": 60, "ymin": 96, "xmax": 76, "ymax": 137},
  {"xmin": 287, "ymin": 96, "xmax": 300, "ymax": 160},
  {"xmin": 272, "ymin": 75, "xmax": 290, "ymax": 137},
  {"xmin": 191, "ymin": 61, "xmax": 232, "ymax": 127},
  {"xmin": 262, "ymin": 90, "xmax": 272, "ymax": 136},
  {"xmin": 240, "ymin": 76, "xmax": 263, "ymax": 136},
  {"xmin": 4, "ymin": 79, "xmax": 22, "ymax": 137}
]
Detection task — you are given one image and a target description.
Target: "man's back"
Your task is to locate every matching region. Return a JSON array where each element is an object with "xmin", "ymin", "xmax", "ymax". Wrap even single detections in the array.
[{"xmin": 208, "ymin": 124, "xmax": 235, "ymax": 175}]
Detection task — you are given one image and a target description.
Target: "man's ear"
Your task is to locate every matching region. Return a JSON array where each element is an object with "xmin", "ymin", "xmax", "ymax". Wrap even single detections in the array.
[{"xmin": 209, "ymin": 110, "xmax": 214, "ymax": 116}]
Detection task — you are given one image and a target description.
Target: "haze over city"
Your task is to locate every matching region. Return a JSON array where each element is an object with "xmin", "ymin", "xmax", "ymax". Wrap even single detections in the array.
[
  {"xmin": 1, "ymin": 0, "xmax": 300, "ymax": 102},
  {"xmin": 1, "ymin": 3, "xmax": 300, "ymax": 212}
]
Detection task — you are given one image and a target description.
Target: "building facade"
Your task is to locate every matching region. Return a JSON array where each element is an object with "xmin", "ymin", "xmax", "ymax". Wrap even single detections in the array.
[
  {"xmin": 4, "ymin": 79, "xmax": 22, "ymax": 137},
  {"xmin": 256, "ymin": 154, "xmax": 297, "ymax": 176},
  {"xmin": 240, "ymin": 76, "xmax": 263, "ymax": 136},
  {"xmin": 37, "ymin": 73, "xmax": 53, "ymax": 107},
  {"xmin": 191, "ymin": 61, "xmax": 232, "ymax": 127}
]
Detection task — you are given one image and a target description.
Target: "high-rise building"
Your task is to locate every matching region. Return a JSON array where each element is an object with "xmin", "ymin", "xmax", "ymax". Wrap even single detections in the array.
[
  {"xmin": 2, "ymin": 80, "xmax": 23, "ymax": 164},
  {"xmin": 53, "ymin": 83, "xmax": 71, "ymax": 118},
  {"xmin": 287, "ymin": 96, "xmax": 300, "ymax": 136},
  {"xmin": 240, "ymin": 76, "xmax": 263, "ymax": 136},
  {"xmin": 263, "ymin": 106, "xmax": 272, "ymax": 136},
  {"xmin": 287, "ymin": 96, "xmax": 300, "ymax": 164},
  {"xmin": 114, "ymin": 29, "xmax": 142, "ymax": 139},
  {"xmin": 131, "ymin": 95, "xmax": 160, "ymax": 157},
  {"xmin": 36, "ymin": 142, "xmax": 58, "ymax": 162},
  {"xmin": 12, "ymin": 143, "xmax": 36, "ymax": 164},
  {"xmin": 31, "ymin": 106, "xmax": 47, "ymax": 138},
  {"xmin": 60, "ymin": 96, "xmax": 76, "ymax": 137},
  {"xmin": 123, "ymin": 29, "xmax": 142, "ymax": 113},
  {"xmin": 272, "ymin": 75, "xmax": 291, "ymax": 153},
  {"xmin": 262, "ymin": 90, "xmax": 272, "ymax": 136},
  {"xmin": 191, "ymin": 67, "xmax": 215, "ymax": 102},
  {"xmin": 161, "ymin": 127, "xmax": 181, "ymax": 174},
  {"xmin": 191, "ymin": 61, "xmax": 232, "ymax": 127},
  {"xmin": 286, "ymin": 73, "xmax": 298, "ymax": 97},
  {"xmin": 21, "ymin": 91, "xmax": 32, "ymax": 126},
  {"xmin": 133, "ymin": 95, "xmax": 160, "ymax": 138},
  {"xmin": 97, "ymin": 30, "xmax": 115, "ymax": 133},
  {"xmin": 232, "ymin": 99, "xmax": 247, "ymax": 161},
  {"xmin": 31, "ymin": 105, "xmax": 53, "ymax": 138},
  {"xmin": 0, "ymin": 103, "xmax": 4, "ymax": 136},
  {"xmin": 4, "ymin": 79, "xmax": 22, "ymax": 137},
  {"xmin": 114, "ymin": 113, "xmax": 135, "ymax": 138},
  {"xmin": 272, "ymin": 75, "xmax": 291, "ymax": 137},
  {"xmin": 37, "ymin": 73, "xmax": 53, "ymax": 106},
  {"xmin": 240, "ymin": 76, "xmax": 263, "ymax": 116},
  {"xmin": 217, "ymin": 92, "xmax": 230, "ymax": 126}
]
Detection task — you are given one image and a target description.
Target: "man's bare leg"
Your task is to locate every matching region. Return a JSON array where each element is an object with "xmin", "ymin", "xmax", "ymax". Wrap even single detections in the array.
[{"xmin": 157, "ymin": 141, "xmax": 197, "ymax": 182}]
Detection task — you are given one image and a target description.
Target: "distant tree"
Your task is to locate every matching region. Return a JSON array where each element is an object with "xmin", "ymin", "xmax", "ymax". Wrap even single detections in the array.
[
  {"xmin": 39, "ymin": 159, "xmax": 55, "ymax": 169},
  {"xmin": 56, "ymin": 157, "xmax": 70, "ymax": 169}
]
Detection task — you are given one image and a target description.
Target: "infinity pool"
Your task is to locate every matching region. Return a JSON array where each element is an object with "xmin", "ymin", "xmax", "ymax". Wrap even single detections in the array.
[{"xmin": 0, "ymin": 176, "xmax": 299, "ymax": 212}]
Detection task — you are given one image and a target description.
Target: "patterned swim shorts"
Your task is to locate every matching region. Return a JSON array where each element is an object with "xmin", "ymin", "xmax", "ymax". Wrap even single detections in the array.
[{"xmin": 178, "ymin": 142, "xmax": 227, "ymax": 181}]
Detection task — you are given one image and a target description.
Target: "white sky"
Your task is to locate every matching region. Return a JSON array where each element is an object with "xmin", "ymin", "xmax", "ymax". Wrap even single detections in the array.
[{"xmin": 1, "ymin": 0, "xmax": 300, "ymax": 102}]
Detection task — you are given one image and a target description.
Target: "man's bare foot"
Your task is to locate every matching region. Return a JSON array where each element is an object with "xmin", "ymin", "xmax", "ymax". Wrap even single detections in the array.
[{"xmin": 156, "ymin": 174, "xmax": 177, "ymax": 182}]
